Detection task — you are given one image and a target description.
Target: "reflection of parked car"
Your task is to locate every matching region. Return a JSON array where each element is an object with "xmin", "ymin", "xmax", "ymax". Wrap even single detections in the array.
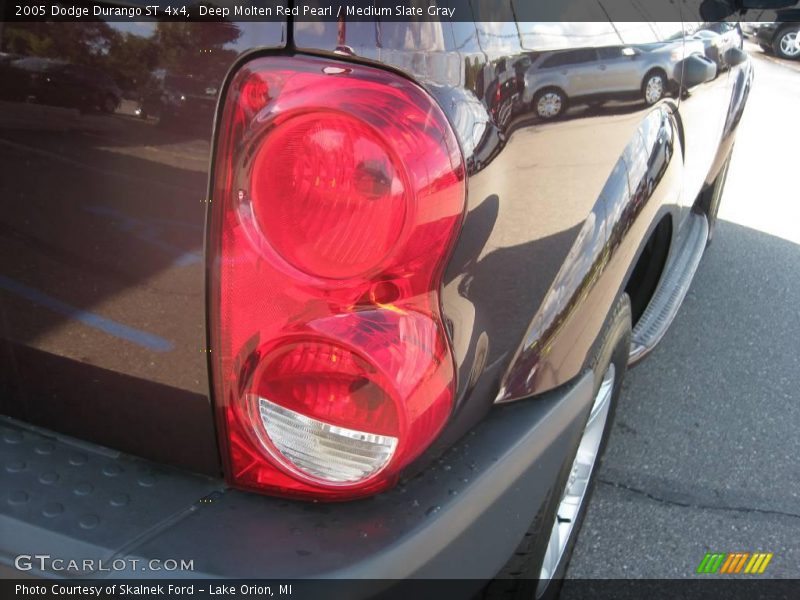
[
  {"xmin": 706, "ymin": 21, "xmax": 744, "ymax": 51},
  {"xmin": 0, "ymin": 53, "xmax": 22, "ymax": 95},
  {"xmin": 522, "ymin": 41, "xmax": 689, "ymax": 119},
  {"xmin": 691, "ymin": 30, "xmax": 726, "ymax": 67},
  {"xmin": 741, "ymin": 22, "xmax": 762, "ymax": 37},
  {"xmin": 487, "ymin": 75, "xmax": 519, "ymax": 128},
  {"xmin": 428, "ymin": 83, "xmax": 500, "ymax": 172},
  {"xmin": 0, "ymin": 52, "xmax": 20, "ymax": 68},
  {"xmin": 138, "ymin": 71, "xmax": 219, "ymax": 128},
  {"xmin": 680, "ymin": 52, "xmax": 719, "ymax": 93},
  {"xmin": 484, "ymin": 58, "xmax": 521, "ymax": 129},
  {"xmin": 755, "ymin": 19, "xmax": 800, "ymax": 59},
  {"xmin": 690, "ymin": 27, "xmax": 744, "ymax": 70},
  {"xmin": 1, "ymin": 57, "xmax": 121, "ymax": 113}
]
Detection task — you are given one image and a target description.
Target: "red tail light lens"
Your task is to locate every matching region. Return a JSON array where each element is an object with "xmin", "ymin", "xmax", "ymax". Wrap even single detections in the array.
[
  {"xmin": 209, "ymin": 56, "xmax": 465, "ymax": 500},
  {"xmin": 251, "ymin": 112, "xmax": 409, "ymax": 279}
]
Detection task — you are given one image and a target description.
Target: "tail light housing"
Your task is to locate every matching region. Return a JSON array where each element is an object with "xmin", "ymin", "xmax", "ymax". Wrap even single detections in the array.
[{"xmin": 209, "ymin": 55, "xmax": 465, "ymax": 500}]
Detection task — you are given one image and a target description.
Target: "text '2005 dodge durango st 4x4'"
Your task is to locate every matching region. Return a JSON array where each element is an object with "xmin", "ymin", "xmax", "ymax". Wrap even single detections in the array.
[{"xmin": 0, "ymin": 0, "xmax": 778, "ymax": 594}]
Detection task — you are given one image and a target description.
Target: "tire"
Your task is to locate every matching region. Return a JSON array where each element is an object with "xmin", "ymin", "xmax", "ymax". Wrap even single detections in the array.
[
  {"xmin": 533, "ymin": 88, "xmax": 566, "ymax": 120},
  {"xmin": 773, "ymin": 27, "xmax": 800, "ymax": 60},
  {"xmin": 701, "ymin": 151, "xmax": 732, "ymax": 246},
  {"xmin": 642, "ymin": 70, "xmax": 666, "ymax": 105},
  {"xmin": 486, "ymin": 294, "xmax": 632, "ymax": 600}
]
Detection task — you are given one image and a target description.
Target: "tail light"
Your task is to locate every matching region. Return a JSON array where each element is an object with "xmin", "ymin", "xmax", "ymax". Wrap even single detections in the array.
[{"xmin": 208, "ymin": 55, "xmax": 466, "ymax": 500}]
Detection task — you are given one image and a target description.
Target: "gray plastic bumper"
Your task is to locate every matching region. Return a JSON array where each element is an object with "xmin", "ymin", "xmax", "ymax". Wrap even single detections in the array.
[{"xmin": 0, "ymin": 371, "xmax": 594, "ymax": 581}]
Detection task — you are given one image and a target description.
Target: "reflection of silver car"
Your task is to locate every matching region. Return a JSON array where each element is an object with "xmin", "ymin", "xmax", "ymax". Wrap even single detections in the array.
[{"xmin": 522, "ymin": 42, "xmax": 687, "ymax": 119}]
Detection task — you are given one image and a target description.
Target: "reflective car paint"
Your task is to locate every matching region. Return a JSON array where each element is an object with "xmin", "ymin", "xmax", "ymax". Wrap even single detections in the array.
[
  {"xmin": 292, "ymin": 15, "xmax": 751, "ymax": 449},
  {"xmin": 0, "ymin": 22, "xmax": 285, "ymax": 475},
  {"xmin": 0, "ymin": 9, "xmax": 752, "ymax": 476}
]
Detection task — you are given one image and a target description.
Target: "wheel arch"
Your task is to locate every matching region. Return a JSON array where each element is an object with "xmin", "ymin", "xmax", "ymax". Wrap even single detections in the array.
[
  {"xmin": 497, "ymin": 105, "xmax": 683, "ymax": 402},
  {"xmin": 623, "ymin": 214, "xmax": 673, "ymax": 328}
]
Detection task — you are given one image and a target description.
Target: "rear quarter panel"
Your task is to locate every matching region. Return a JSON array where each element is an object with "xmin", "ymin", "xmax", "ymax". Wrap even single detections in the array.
[{"xmin": 291, "ymin": 14, "xmax": 706, "ymax": 448}]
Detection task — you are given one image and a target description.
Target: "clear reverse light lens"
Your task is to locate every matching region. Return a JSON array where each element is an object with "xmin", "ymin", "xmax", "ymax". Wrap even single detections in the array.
[{"xmin": 255, "ymin": 396, "xmax": 398, "ymax": 484}]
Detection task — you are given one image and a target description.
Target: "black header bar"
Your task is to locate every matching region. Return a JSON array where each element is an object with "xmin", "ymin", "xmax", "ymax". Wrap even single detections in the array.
[{"xmin": 3, "ymin": 0, "xmax": 796, "ymax": 23}]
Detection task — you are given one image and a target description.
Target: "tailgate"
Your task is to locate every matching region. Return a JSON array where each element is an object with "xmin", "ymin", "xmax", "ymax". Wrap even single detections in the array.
[{"xmin": 0, "ymin": 21, "xmax": 285, "ymax": 475}]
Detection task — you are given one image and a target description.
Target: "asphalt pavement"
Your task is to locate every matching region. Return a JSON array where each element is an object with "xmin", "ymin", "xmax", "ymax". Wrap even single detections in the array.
[{"xmin": 566, "ymin": 45, "xmax": 800, "ymax": 579}]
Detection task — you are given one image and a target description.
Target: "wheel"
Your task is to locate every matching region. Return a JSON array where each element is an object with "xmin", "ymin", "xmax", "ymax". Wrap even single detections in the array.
[
  {"xmin": 533, "ymin": 88, "xmax": 566, "ymax": 120},
  {"xmin": 642, "ymin": 71, "xmax": 666, "ymax": 105},
  {"xmin": 486, "ymin": 294, "xmax": 632, "ymax": 600},
  {"xmin": 774, "ymin": 27, "xmax": 800, "ymax": 60},
  {"xmin": 702, "ymin": 151, "xmax": 732, "ymax": 246}
]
